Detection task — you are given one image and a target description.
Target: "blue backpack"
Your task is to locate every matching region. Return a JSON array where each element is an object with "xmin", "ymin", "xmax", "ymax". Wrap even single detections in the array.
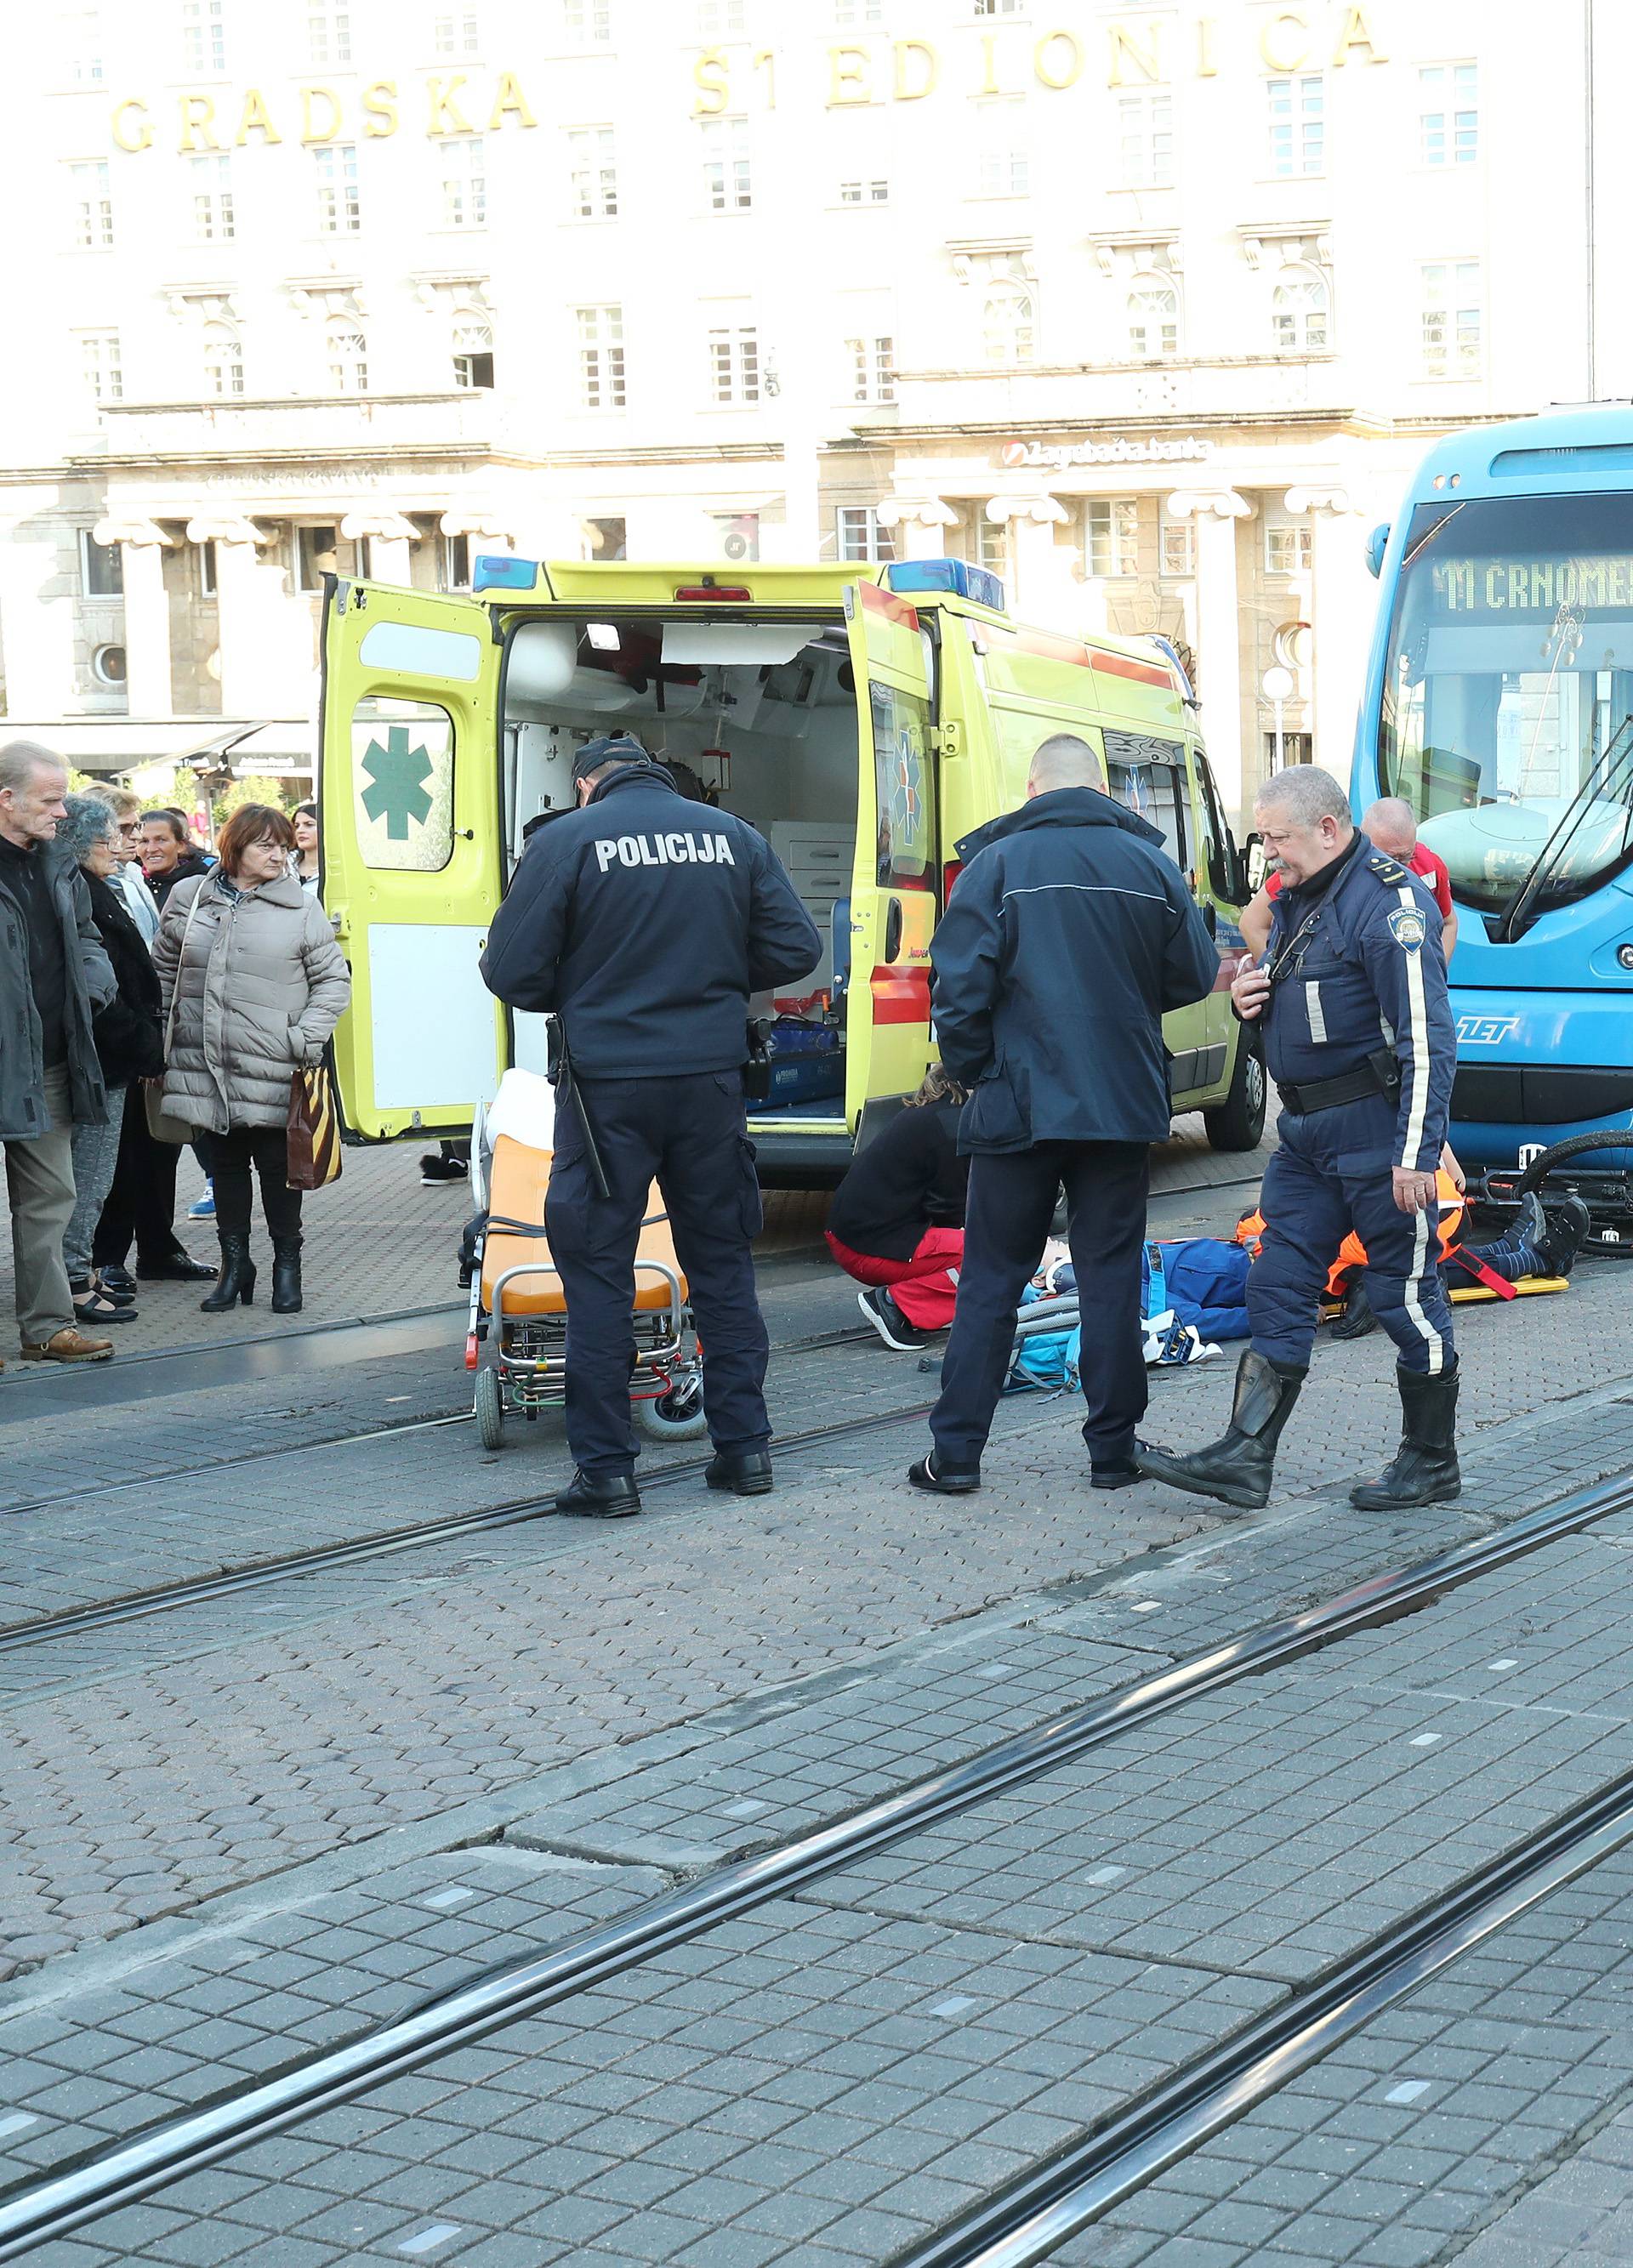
[{"xmin": 1141, "ymin": 1240, "xmax": 1251, "ymax": 1341}]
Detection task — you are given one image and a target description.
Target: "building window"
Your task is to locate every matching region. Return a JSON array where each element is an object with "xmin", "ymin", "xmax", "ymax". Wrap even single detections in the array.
[
  {"xmin": 1118, "ymin": 91, "xmax": 1174, "ymax": 189},
  {"xmin": 315, "ymin": 143, "xmax": 361, "ymax": 233},
  {"xmin": 1265, "ymin": 520, "xmax": 1313, "ymax": 576},
  {"xmin": 297, "ymin": 526, "xmax": 344, "ymax": 590},
  {"xmin": 440, "ymin": 533, "xmax": 472, "ymax": 588},
  {"xmin": 91, "ymin": 643, "xmax": 128, "ymax": 687},
  {"xmin": 583, "ymin": 514, "xmax": 627, "ymax": 560},
  {"xmin": 1265, "ymin": 730, "xmax": 1313, "ymax": 771},
  {"xmin": 202, "ymin": 320, "xmax": 243, "ymax": 396},
  {"xmin": 702, "ymin": 116, "xmax": 752, "ymax": 211},
  {"xmin": 697, "ymin": 0, "xmax": 744, "ymax": 30},
  {"xmin": 80, "ymin": 331, "xmax": 122, "ymax": 403},
  {"xmin": 708, "ymin": 321, "xmax": 760, "ymax": 403},
  {"xmin": 982, "ymin": 281, "xmax": 1034, "ymax": 365},
  {"xmin": 1267, "ymin": 74, "xmax": 1323, "ymax": 176},
  {"xmin": 198, "ymin": 539, "xmax": 218, "ymax": 594},
  {"xmin": 452, "ymin": 312, "xmax": 493, "ymax": 387},
  {"xmin": 955, "ymin": 513, "xmax": 1010, "ymax": 580},
  {"xmin": 434, "ymin": 5, "xmax": 480, "ymax": 54},
  {"xmin": 326, "ymin": 318, "xmax": 367, "ymax": 393},
  {"xmin": 973, "ymin": 0, "xmax": 1024, "ymax": 13},
  {"xmin": 836, "ymin": 508, "xmax": 897, "ymax": 564},
  {"xmin": 1127, "ymin": 276, "xmax": 1178, "ymax": 361},
  {"xmin": 1421, "ymin": 260, "xmax": 1482, "ymax": 377},
  {"xmin": 976, "ymin": 99, "xmax": 1028, "ymax": 196},
  {"xmin": 839, "ymin": 173, "xmax": 889, "ymax": 205},
  {"xmin": 563, "ymin": 0, "xmax": 612, "ymax": 42},
  {"xmin": 190, "ymin": 152, "xmax": 235, "ymax": 242},
  {"xmin": 1272, "ymin": 267, "xmax": 1329, "ymax": 353},
  {"xmin": 576, "ymin": 304, "xmax": 626, "ymax": 408},
  {"xmin": 1420, "ymin": 62, "xmax": 1477, "ymax": 166},
  {"xmin": 63, "ymin": 10, "xmax": 104, "ymax": 83},
  {"xmin": 1085, "ymin": 498, "xmax": 1139, "ymax": 578},
  {"xmin": 438, "ymin": 136, "xmax": 486, "ymax": 227},
  {"xmin": 79, "ymin": 530, "xmax": 123, "ymax": 597},
  {"xmin": 180, "ymin": 0, "xmax": 226, "ymax": 73},
  {"xmin": 70, "ymin": 161, "xmax": 113, "ymax": 250},
  {"xmin": 834, "ymin": 0, "xmax": 882, "ymax": 20},
  {"xmin": 848, "ymin": 333, "xmax": 895, "ymax": 404},
  {"xmin": 308, "ymin": 0, "xmax": 351, "ymax": 65},
  {"xmin": 1159, "ymin": 510, "xmax": 1195, "ymax": 577},
  {"xmin": 566, "ymin": 125, "xmax": 617, "ymax": 218}
]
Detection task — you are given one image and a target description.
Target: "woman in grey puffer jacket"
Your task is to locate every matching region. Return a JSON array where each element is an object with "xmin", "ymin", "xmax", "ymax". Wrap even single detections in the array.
[{"xmin": 154, "ymin": 804, "xmax": 350, "ymax": 1316}]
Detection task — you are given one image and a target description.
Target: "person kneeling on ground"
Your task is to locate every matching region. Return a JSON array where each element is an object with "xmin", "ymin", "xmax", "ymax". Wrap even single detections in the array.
[{"xmin": 826, "ymin": 1066, "xmax": 969, "ymax": 1350}]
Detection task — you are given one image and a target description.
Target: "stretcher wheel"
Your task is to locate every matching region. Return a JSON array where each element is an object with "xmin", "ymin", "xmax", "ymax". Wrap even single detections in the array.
[
  {"xmin": 636, "ymin": 1376, "xmax": 708, "ymax": 1441},
  {"xmin": 475, "ymin": 1364, "xmax": 505, "ymax": 1451}
]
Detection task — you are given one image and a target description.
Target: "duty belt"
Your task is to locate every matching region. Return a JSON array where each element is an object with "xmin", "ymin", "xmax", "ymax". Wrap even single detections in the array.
[{"xmin": 1278, "ymin": 1048, "xmax": 1400, "ymax": 1117}]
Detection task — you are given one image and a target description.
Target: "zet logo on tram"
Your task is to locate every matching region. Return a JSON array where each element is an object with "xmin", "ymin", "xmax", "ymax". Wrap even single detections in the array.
[{"xmin": 1456, "ymin": 1014, "xmax": 1522, "ymax": 1047}]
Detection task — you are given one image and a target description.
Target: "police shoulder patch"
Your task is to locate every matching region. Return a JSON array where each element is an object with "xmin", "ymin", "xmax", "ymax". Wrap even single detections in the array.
[
  {"xmin": 1368, "ymin": 853, "xmax": 1410, "ymax": 886},
  {"xmin": 1386, "ymin": 905, "xmax": 1427, "ymax": 951}
]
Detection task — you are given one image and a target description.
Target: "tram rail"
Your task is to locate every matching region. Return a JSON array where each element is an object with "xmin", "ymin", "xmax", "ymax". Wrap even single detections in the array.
[{"xmin": 3, "ymin": 1460, "xmax": 1630, "ymax": 2256}]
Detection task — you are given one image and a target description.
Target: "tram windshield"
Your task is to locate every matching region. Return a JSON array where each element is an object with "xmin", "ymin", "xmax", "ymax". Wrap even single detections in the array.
[{"xmin": 1379, "ymin": 493, "xmax": 1633, "ymax": 915}]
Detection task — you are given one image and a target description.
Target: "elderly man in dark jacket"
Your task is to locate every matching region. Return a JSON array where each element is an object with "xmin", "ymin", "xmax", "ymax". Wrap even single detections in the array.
[
  {"xmin": 908, "ymin": 734, "xmax": 1220, "ymax": 1497},
  {"xmin": 0, "ymin": 742, "xmax": 117, "ymax": 1365}
]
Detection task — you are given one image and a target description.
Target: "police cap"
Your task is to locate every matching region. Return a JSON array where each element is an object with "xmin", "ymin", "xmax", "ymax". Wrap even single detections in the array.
[{"xmin": 572, "ymin": 730, "xmax": 651, "ymax": 782}]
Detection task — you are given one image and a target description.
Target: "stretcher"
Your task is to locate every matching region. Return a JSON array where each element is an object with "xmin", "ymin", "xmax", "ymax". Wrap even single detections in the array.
[{"xmin": 464, "ymin": 1069, "xmax": 707, "ymax": 1452}]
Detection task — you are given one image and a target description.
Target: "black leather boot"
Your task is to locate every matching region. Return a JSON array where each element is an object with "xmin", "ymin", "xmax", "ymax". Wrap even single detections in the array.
[
  {"xmin": 907, "ymin": 1452, "xmax": 981, "ymax": 1495},
  {"xmin": 1134, "ymin": 1349, "xmax": 1306, "ymax": 1513},
  {"xmin": 705, "ymin": 1450, "xmax": 774, "ymax": 1496},
  {"xmin": 270, "ymin": 1237, "xmax": 304, "ymax": 1315},
  {"xmin": 555, "ymin": 1469, "xmax": 641, "ymax": 1518},
  {"xmin": 1350, "ymin": 1365, "xmax": 1460, "ymax": 1509},
  {"xmin": 200, "ymin": 1235, "xmax": 255, "ymax": 1312}
]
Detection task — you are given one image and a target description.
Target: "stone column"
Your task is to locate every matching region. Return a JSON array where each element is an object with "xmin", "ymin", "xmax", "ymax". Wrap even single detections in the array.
[
  {"xmin": 1167, "ymin": 489, "xmax": 1255, "ymax": 820},
  {"xmin": 339, "ymin": 509, "xmax": 422, "ymax": 588},
  {"xmin": 987, "ymin": 495, "xmax": 1072, "ymax": 626},
  {"xmin": 191, "ymin": 515, "xmax": 287, "ymax": 719},
  {"xmin": 94, "ymin": 516, "xmax": 174, "ymax": 719},
  {"xmin": 441, "ymin": 506, "xmax": 515, "ymax": 583},
  {"xmin": 876, "ymin": 498, "xmax": 958, "ymax": 564},
  {"xmin": 1286, "ymin": 486, "xmax": 1375, "ymax": 790}
]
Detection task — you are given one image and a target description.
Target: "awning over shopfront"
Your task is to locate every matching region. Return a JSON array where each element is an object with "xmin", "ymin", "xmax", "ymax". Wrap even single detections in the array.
[{"xmin": 3, "ymin": 719, "xmax": 315, "ymax": 778}]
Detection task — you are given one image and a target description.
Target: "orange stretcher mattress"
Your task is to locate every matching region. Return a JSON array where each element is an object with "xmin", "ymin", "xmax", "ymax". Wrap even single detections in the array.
[{"xmin": 479, "ymin": 1134, "xmax": 686, "ymax": 1318}]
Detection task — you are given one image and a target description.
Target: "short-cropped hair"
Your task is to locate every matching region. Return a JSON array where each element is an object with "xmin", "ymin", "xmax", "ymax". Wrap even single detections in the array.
[
  {"xmin": 0, "ymin": 741, "xmax": 66, "ymax": 799},
  {"xmin": 217, "ymin": 803, "xmax": 295, "ymax": 869},
  {"xmin": 1255, "ymin": 766, "xmax": 1351, "ymax": 830},
  {"xmin": 57, "ymin": 793, "xmax": 119, "ymax": 865},
  {"xmin": 1027, "ymin": 733, "xmax": 1107, "ymax": 795}
]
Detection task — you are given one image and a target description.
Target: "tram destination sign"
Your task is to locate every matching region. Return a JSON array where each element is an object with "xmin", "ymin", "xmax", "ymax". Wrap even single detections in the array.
[{"xmin": 1430, "ymin": 556, "xmax": 1633, "ymax": 616}]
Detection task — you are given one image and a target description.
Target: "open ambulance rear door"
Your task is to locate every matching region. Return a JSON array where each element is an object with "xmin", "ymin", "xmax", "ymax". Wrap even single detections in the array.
[
  {"xmin": 319, "ymin": 579, "xmax": 507, "ymax": 1140},
  {"xmin": 842, "ymin": 580, "xmax": 940, "ymax": 1121}
]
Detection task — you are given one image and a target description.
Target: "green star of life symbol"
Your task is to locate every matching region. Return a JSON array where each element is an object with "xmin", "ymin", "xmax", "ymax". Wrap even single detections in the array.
[{"xmin": 360, "ymin": 725, "xmax": 434, "ymax": 840}]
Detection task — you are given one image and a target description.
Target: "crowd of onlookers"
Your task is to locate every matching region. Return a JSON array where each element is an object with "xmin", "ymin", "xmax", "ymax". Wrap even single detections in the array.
[{"xmin": 0, "ymin": 742, "xmax": 349, "ymax": 1367}]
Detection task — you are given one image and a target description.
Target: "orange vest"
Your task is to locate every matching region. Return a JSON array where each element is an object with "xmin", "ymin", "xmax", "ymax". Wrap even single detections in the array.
[{"xmin": 1235, "ymin": 1169, "xmax": 1465, "ymax": 1296}]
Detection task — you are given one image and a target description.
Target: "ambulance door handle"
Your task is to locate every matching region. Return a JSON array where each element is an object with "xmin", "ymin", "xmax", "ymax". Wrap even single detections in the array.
[{"xmin": 883, "ymin": 896, "xmax": 903, "ymax": 963}]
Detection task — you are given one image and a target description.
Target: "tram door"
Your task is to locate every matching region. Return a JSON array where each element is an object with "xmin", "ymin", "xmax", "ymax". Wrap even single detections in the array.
[{"xmin": 319, "ymin": 578, "xmax": 507, "ymax": 1140}]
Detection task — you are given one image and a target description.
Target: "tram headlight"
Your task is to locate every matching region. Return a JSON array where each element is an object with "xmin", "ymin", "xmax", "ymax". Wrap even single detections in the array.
[{"xmin": 1619, "ymin": 944, "xmax": 1633, "ymax": 971}]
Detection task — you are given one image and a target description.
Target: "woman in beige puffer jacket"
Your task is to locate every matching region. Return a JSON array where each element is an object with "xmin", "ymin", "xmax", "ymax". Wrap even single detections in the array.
[{"xmin": 154, "ymin": 804, "xmax": 350, "ymax": 1317}]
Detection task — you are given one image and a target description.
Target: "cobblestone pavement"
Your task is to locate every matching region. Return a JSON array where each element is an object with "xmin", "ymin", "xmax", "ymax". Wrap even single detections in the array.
[{"xmin": 6, "ymin": 1119, "xmax": 1633, "ymax": 2264}]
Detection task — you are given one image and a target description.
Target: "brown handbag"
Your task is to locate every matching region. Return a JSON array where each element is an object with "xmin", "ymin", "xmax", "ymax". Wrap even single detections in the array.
[{"xmin": 286, "ymin": 1063, "xmax": 344, "ymax": 1191}]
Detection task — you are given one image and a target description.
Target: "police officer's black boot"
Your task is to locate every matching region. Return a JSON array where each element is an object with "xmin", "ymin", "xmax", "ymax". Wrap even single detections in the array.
[
  {"xmin": 1350, "ymin": 1364, "xmax": 1459, "ymax": 1510},
  {"xmin": 1133, "ymin": 1349, "xmax": 1306, "ymax": 1513},
  {"xmin": 705, "ymin": 1450, "xmax": 774, "ymax": 1497},
  {"xmin": 199, "ymin": 1236, "xmax": 255, "ymax": 1312},
  {"xmin": 555, "ymin": 1469, "xmax": 642, "ymax": 1518},
  {"xmin": 270, "ymin": 1236, "xmax": 304, "ymax": 1315}
]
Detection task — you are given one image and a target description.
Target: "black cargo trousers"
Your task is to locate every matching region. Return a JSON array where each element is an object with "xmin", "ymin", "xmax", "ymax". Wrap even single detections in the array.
[{"xmin": 543, "ymin": 1070, "xmax": 769, "ymax": 1477}]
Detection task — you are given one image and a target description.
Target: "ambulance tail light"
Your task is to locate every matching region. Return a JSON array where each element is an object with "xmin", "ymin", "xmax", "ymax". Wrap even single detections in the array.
[
  {"xmin": 673, "ymin": 583, "xmax": 754, "ymax": 602},
  {"xmin": 473, "ymin": 555, "xmax": 540, "ymax": 593},
  {"xmin": 885, "ymin": 560, "xmax": 1008, "ymax": 612},
  {"xmin": 942, "ymin": 860, "xmax": 963, "ymax": 907}
]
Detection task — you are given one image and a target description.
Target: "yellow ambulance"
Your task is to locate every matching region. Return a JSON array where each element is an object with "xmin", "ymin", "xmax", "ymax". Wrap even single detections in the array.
[{"xmin": 317, "ymin": 554, "xmax": 1264, "ymax": 1178}]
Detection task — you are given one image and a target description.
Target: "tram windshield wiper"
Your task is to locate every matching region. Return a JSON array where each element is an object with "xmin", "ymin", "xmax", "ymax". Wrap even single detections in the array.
[{"xmin": 1494, "ymin": 711, "xmax": 1633, "ymax": 941}]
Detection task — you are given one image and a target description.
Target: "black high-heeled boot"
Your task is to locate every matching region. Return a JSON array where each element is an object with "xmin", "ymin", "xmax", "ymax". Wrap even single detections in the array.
[
  {"xmin": 200, "ymin": 1235, "xmax": 256, "ymax": 1312},
  {"xmin": 270, "ymin": 1236, "xmax": 303, "ymax": 1315}
]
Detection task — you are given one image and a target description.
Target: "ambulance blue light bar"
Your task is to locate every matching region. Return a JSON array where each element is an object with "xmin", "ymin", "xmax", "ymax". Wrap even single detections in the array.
[
  {"xmin": 473, "ymin": 554, "xmax": 540, "ymax": 593},
  {"xmin": 883, "ymin": 559, "xmax": 1007, "ymax": 612}
]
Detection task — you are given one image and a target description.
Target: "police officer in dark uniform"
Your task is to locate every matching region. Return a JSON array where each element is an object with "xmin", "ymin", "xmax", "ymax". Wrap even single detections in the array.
[
  {"xmin": 908, "ymin": 735, "xmax": 1220, "ymax": 1496},
  {"xmin": 1138, "ymin": 765, "xmax": 1459, "ymax": 1515},
  {"xmin": 480, "ymin": 732, "xmax": 822, "ymax": 1517}
]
